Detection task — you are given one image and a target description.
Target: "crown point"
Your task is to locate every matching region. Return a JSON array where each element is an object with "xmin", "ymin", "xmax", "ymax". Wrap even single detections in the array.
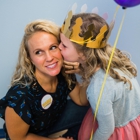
[
  {"xmin": 91, "ymin": 7, "xmax": 98, "ymax": 14},
  {"xmin": 102, "ymin": 13, "xmax": 108, "ymax": 20},
  {"xmin": 80, "ymin": 4, "xmax": 87, "ymax": 13},
  {"xmin": 72, "ymin": 3, "xmax": 77, "ymax": 14}
]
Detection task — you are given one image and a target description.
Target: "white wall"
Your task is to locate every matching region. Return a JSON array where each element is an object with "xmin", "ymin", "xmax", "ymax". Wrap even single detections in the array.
[{"xmin": 0, "ymin": 0, "xmax": 140, "ymax": 128}]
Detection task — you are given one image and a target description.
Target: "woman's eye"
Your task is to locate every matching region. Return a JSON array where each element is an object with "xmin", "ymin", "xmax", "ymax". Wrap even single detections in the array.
[
  {"xmin": 51, "ymin": 45, "xmax": 57, "ymax": 50},
  {"xmin": 35, "ymin": 50, "xmax": 42, "ymax": 55}
]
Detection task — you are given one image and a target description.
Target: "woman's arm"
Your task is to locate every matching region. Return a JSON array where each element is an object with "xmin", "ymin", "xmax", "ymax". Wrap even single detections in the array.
[
  {"xmin": 5, "ymin": 107, "xmax": 50, "ymax": 140},
  {"xmin": 5, "ymin": 107, "xmax": 73, "ymax": 140},
  {"xmin": 63, "ymin": 61, "xmax": 88, "ymax": 106},
  {"xmin": 69, "ymin": 82, "xmax": 89, "ymax": 106}
]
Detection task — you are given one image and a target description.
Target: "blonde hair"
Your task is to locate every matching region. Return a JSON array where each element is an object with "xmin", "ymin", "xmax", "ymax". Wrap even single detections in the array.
[
  {"xmin": 11, "ymin": 19, "xmax": 61, "ymax": 86},
  {"xmin": 70, "ymin": 13, "xmax": 137, "ymax": 89}
]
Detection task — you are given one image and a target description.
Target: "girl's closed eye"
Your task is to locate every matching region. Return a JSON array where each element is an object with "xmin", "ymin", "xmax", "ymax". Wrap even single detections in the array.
[{"xmin": 62, "ymin": 43, "xmax": 67, "ymax": 48}]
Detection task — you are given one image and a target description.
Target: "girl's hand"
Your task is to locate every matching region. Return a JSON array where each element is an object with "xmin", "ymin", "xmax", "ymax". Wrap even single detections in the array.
[{"xmin": 63, "ymin": 60, "xmax": 81, "ymax": 75}]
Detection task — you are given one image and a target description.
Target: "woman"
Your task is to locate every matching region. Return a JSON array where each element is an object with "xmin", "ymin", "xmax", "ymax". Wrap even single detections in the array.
[
  {"xmin": 59, "ymin": 12, "xmax": 140, "ymax": 140},
  {"xmin": 0, "ymin": 19, "xmax": 89, "ymax": 140}
]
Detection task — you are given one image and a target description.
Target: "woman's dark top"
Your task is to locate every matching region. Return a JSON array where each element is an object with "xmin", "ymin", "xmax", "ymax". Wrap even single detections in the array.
[{"xmin": 0, "ymin": 73, "xmax": 76, "ymax": 138}]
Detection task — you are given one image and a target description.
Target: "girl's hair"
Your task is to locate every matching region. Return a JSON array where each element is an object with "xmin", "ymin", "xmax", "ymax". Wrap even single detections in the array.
[
  {"xmin": 70, "ymin": 13, "xmax": 137, "ymax": 89},
  {"xmin": 11, "ymin": 19, "xmax": 73, "ymax": 88}
]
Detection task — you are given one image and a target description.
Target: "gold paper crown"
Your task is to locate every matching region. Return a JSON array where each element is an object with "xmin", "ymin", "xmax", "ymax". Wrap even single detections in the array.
[{"xmin": 61, "ymin": 4, "xmax": 115, "ymax": 49}]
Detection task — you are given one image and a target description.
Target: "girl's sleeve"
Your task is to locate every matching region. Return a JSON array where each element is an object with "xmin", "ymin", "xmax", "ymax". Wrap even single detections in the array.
[{"xmin": 87, "ymin": 79, "xmax": 115, "ymax": 140}]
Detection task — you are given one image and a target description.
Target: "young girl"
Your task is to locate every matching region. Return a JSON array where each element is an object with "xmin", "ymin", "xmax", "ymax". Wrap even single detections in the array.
[{"xmin": 59, "ymin": 12, "xmax": 140, "ymax": 140}]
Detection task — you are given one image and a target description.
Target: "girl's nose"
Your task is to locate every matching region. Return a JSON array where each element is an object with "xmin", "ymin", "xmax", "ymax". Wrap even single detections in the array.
[{"xmin": 58, "ymin": 43, "xmax": 62, "ymax": 50}]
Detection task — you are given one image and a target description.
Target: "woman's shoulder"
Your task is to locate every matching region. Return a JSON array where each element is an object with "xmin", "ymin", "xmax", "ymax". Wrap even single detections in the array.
[
  {"xmin": 5, "ymin": 82, "xmax": 36, "ymax": 101},
  {"xmin": 8, "ymin": 84, "xmax": 30, "ymax": 94},
  {"xmin": 0, "ymin": 83, "xmax": 34, "ymax": 120}
]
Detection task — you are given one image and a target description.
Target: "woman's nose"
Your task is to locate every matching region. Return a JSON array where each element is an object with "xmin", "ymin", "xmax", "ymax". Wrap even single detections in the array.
[{"xmin": 45, "ymin": 52, "xmax": 53, "ymax": 62}]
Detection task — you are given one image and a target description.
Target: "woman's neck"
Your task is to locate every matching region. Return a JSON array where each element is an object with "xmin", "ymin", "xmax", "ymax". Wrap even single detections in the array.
[{"xmin": 35, "ymin": 71, "xmax": 58, "ymax": 93}]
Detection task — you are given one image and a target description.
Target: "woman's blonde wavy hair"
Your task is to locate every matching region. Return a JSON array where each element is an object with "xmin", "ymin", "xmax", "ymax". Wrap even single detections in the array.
[
  {"xmin": 70, "ymin": 13, "xmax": 137, "ymax": 89},
  {"xmin": 11, "ymin": 19, "xmax": 73, "ymax": 88}
]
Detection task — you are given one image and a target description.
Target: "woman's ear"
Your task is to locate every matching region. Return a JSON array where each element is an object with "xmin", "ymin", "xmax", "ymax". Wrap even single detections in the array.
[{"xmin": 29, "ymin": 57, "xmax": 35, "ymax": 66}]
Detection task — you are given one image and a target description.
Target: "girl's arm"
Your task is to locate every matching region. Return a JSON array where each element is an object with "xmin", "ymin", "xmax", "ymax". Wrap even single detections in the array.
[{"xmin": 87, "ymin": 79, "xmax": 115, "ymax": 140}]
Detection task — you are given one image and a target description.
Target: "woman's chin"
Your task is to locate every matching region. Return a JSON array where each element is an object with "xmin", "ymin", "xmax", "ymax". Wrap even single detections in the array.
[{"xmin": 49, "ymin": 69, "xmax": 61, "ymax": 77}]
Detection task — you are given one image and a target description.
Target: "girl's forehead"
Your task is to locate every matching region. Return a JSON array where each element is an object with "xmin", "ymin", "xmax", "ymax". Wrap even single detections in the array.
[
  {"xmin": 60, "ymin": 33, "xmax": 66, "ymax": 40},
  {"xmin": 60, "ymin": 33, "xmax": 71, "ymax": 44}
]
